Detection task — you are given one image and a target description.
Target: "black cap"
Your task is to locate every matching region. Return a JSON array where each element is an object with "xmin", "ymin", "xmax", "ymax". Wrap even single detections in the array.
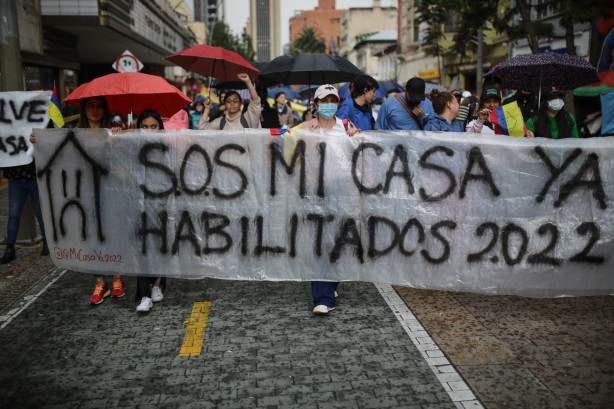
[
  {"xmin": 481, "ymin": 87, "xmax": 501, "ymax": 102},
  {"xmin": 405, "ymin": 77, "xmax": 426, "ymax": 104},
  {"xmin": 542, "ymin": 87, "xmax": 565, "ymax": 100}
]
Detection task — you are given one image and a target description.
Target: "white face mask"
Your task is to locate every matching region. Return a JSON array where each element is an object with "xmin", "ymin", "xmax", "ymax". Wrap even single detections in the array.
[{"xmin": 547, "ymin": 98, "xmax": 564, "ymax": 112}]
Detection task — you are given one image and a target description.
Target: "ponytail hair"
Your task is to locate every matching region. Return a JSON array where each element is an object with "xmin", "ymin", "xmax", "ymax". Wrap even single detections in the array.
[{"xmin": 429, "ymin": 90, "xmax": 455, "ymax": 115}]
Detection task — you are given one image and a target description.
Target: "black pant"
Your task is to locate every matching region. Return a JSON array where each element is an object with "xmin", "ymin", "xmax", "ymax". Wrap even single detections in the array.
[{"xmin": 135, "ymin": 276, "xmax": 166, "ymax": 301}]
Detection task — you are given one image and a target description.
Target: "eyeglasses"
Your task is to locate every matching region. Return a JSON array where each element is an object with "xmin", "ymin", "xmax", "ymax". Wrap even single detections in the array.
[{"xmin": 225, "ymin": 99, "xmax": 241, "ymax": 104}]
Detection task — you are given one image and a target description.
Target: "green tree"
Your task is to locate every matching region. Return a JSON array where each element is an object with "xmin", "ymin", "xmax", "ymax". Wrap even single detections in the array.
[
  {"xmin": 556, "ymin": 0, "xmax": 612, "ymax": 55},
  {"xmin": 416, "ymin": 0, "xmax": 608, "ymax": 58},
  {"xmin": 289, "ymin": 27, "xmax": 326, "ymax": 56},
  {"xmin": 210, "ymin": 22, "xmax": 255, "ymax": 61},
  {"xmin": 237, "ymin": 30, "xmax": 256, "ymax": 62},
  {"xmin": 415, "ymin": 0, "xmax": 452, "ymax": 59}
]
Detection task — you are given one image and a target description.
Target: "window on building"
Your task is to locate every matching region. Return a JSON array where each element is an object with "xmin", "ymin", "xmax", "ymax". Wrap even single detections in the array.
[
  {"xmin": 535, "ymin": 0, "xmax": 561, "ymax": 19},
  {"xmin": 413, "ymin": 17, "xmax": 420, "ymax": 43}
]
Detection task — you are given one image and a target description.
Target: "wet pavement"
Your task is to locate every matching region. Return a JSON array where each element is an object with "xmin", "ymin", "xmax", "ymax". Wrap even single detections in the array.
[{"xmin": 0, "ymin": 184, "xmax": 613, "ymax": 409}]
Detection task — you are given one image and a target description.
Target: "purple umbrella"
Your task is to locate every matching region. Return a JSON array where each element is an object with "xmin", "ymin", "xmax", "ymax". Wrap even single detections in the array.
[{"xmin": 486, "ymin": 52, "xmax": 599, "ymax": 91}]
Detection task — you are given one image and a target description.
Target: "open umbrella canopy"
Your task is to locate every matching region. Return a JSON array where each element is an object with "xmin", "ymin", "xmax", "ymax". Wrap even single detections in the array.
[
  {"xmin": 63, "ymin": 72, "xmax": 191, "ymax": 117},
  {"xmin": 424, "ymin": 82, "xmax": 446, "ymax": 96},
  {"xmin": 268, "ymin": 87, "xmax": 301, "ymax": 99},
  {"xmin": 486, "ymin": 52, "xmax": 599, "ymax": 91},
  {"xmin": 573, "ymin": 70, "xmax": 614, "ymax": 96},
  {"xmin": 164, "ymin": 45, "xmax": 258, "ymax": 82},
  {"xmin": 259, "ymin": 53, "xmax": 363, "ymax": 86}
]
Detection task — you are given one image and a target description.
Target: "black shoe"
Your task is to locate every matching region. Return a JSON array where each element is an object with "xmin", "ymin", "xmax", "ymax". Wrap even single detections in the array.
[
  {"xmin": 0, "ymin": 246, "xmax": 16, "ymax": 265},
  {"xmin": 41, "ymin": 241, "xmax": 49, "ymax": 256}
]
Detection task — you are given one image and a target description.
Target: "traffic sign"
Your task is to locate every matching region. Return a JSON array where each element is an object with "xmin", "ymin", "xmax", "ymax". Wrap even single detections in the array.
[{"xmin": 112, "ymin": 50, "xmax": 143, "ymax": 73}]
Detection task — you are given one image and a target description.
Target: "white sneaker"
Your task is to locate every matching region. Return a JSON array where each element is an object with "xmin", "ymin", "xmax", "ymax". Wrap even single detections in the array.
[
  {"xmin": 151, "ymin": 286, "xmax": 164, "ymax": 302},
  {"xmin": 136, "ymin": 297, "xmax": 153, "ymax": 312},
  {"xmin": 313, "ymin": 305, "xmax": 335, "ymax": 314}
]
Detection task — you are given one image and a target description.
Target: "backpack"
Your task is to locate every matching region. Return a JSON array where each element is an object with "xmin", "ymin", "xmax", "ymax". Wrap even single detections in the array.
[{"xmin": 220, "ymin": 115, "xmax": 249, "ymax": 130}]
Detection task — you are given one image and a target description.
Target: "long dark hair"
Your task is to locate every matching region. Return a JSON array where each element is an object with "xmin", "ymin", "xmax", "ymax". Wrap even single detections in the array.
[
  {"xmin": 77, "ymin": 96, "xmax": 113, "ymax": 128},
  {"xmin": 534, "ymin": 99, "xmax": 573, "ymax": 139},
  {"xmin": 136, "ymin": 109, "xmax": 164, "ymax": 129}
]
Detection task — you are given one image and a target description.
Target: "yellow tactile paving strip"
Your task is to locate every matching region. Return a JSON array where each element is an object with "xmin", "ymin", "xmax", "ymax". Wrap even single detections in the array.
[{"xmin": 179, "ymin": 301, "xmax": 212, "ymax": 357}]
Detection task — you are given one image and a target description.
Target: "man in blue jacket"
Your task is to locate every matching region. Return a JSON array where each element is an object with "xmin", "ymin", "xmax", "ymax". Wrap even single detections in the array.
[
  {"xmin": 375, "ymin": 77, "xmax": 434, "ymax": 130},
  {"xmin": 336, "ymin": 75, "xmax": 379, "ymax": 130}
]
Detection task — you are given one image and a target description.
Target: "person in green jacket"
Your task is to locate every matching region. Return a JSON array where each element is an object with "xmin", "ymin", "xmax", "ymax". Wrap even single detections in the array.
[{"xmin": 526, "ymin": 88, "xmax": 579, "ymax": 139}]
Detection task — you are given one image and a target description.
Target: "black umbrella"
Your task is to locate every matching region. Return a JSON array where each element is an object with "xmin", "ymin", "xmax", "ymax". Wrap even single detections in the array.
[{"xmin": 259, "ymin": 53, "xmax": 363, "ymax": 86}]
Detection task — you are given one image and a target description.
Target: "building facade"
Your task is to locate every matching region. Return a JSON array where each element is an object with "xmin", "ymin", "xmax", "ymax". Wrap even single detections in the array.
[
  {"xmin": 288, "ymin": 0, "xmax": 345, "ymax": 55},
  {"xmin": 15, "ymin": 0, "xmax": 196, "ymax": 100},
  {"xmin": 338, "ymin": 0, "xmax": 397, "ymax": 65},
  {"xmin": 249, "ymin": 0, "xmax": 281, "ymax": 62},
  {"xmin": 351, "ymin": 30, "xmax": 397, "ymax": 79},
  {"xmin": 395, "ymin": 0, "xmax": 439, "ymax": 85}
]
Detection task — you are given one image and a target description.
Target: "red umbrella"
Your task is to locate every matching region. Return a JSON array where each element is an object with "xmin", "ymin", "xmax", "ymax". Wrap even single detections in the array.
[
  {"xmin": 63, "ymin": 72, "xmax": 191, "ymax": 117},
  {"xmin": 164, "ymin": 45, "xmax": 258, "ymax": 82}
]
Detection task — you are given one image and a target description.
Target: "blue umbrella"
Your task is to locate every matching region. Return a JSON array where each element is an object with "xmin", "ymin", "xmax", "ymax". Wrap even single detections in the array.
[
  {"xmin": 268, "ymin": 87, "xmax": 301, "ymax": 99},
  {"xmin": 376, "ymin": 81, "xmax": 403, "ymax": 99}
]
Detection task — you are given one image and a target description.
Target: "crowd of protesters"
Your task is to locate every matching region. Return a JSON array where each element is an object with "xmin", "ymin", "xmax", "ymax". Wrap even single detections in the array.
[{"xmin": 3, "ymin": 66, "xmax": 609, "ymax": 316}]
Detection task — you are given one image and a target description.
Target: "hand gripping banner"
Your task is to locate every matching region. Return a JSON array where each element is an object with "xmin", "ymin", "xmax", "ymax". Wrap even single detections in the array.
[{"xmin": 32, "ymin": 128, "xmax": 614, "ymax": 297}]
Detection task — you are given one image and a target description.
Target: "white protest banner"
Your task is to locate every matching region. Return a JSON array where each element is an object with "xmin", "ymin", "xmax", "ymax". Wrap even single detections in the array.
[
  {"xmin": 32, "ymin": 128, "xmax": 614, "ymax": 297},
  {"xmin": 0, "ymin": 91, "xmax": 51, "ymax": 167}
]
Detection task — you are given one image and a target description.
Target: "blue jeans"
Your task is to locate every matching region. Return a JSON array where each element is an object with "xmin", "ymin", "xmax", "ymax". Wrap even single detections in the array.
[{"xmin": 6, "ymin": 179, "xmax": 46, "ymax": 245}]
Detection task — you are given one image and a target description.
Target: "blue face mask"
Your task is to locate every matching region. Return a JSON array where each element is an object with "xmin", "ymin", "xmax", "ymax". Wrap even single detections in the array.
[{"xmin": 318, "ymin": 103, "xmax": 338, "ymax": 119}]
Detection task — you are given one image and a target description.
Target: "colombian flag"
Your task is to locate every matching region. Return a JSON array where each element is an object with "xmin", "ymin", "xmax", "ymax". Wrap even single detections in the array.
[
  {"xmin": 48, "ymin": 85, "xmax": 64, "ymax": 128},
  {"xmin": 489, "ymin": 101, "xmax": 527, "ymax": 137}
]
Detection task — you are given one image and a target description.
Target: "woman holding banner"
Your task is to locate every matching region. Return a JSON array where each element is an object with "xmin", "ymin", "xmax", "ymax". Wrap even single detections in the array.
[
  {"xmin": 424, "ymin": 90, "xmax": 464, "ymax": 132},
  {"xmin": 465, "ymin": 87, "xmax": 501, "ymax": 134},
  {"xmin": 198, "ymin": 73, "xmax": 261, "ymax": 130},
  {"xmin": 526, "ymin": 88, "xmax": 579, "ymax": 139},
  {"xmin": 31, "ymin": 96, "xmax": 126, "ymax": 304},
  {"xmin": 133, "ymin": 109, "xmax": 167, "ymax": 313},
  {"xmin": 301, "ymin": 84, "xmax": 359, "ymax": 315}
]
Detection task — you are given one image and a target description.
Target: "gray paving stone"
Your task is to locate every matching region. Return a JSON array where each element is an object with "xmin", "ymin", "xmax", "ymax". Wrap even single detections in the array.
[
  {"xmin": 317, "ymin": 400, "xmax": 360, "ymax": 409},
  {"xmin": 256, "ymin": 394, "xmax": 297, "ymax": 407},
  {"xmin": 0, "ymin": 267, "xmax": 455, "ymax": 409}
]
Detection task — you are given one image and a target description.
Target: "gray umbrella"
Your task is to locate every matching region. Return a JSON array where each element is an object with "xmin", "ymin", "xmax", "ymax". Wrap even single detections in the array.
[{"xmin": 424, "ymin": 82, "xmax": 446, "ymax": 95}]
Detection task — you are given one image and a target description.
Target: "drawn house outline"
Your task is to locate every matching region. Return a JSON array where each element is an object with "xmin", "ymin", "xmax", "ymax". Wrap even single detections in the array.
[{"xmin": 37, "ymin": 130, "xmax": 108, "ymax": 243}]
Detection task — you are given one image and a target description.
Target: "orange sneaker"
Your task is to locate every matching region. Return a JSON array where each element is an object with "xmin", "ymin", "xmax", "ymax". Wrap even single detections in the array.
[
  {"xmin": 89, "ymin": 281, "xmax": 110, "ymax": 305},
  {"xmin": 110, "ymin": 277, "xmax": 125, "ymax": 298}
]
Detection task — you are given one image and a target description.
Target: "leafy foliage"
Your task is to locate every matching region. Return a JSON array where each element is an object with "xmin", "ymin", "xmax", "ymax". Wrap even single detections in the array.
[
  {"xmin": 289, "ymin": 27, "xmax": 326, "ymax": 56},
  {"xmin": 210, "ymin": 22, "xmax": 255, "ymax": 61},
  {"xmin": 416, "ymin": 0, "xmax": 611, "ymax": 57},
  {"xmin": 415, "ymin": 0, "xmax": 450, "ymax": 57}
]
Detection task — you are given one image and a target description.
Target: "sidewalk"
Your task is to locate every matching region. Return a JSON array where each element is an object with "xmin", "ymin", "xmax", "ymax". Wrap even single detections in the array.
[{"xmin": 1, "ymin": 185, "xmax": 613, "ymax": 408}]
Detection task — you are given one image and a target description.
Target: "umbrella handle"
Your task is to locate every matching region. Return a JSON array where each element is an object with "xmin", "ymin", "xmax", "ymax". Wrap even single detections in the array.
[{"xmin": 538, "ymin": 74, "xmax": 542, "ymax": 107}]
